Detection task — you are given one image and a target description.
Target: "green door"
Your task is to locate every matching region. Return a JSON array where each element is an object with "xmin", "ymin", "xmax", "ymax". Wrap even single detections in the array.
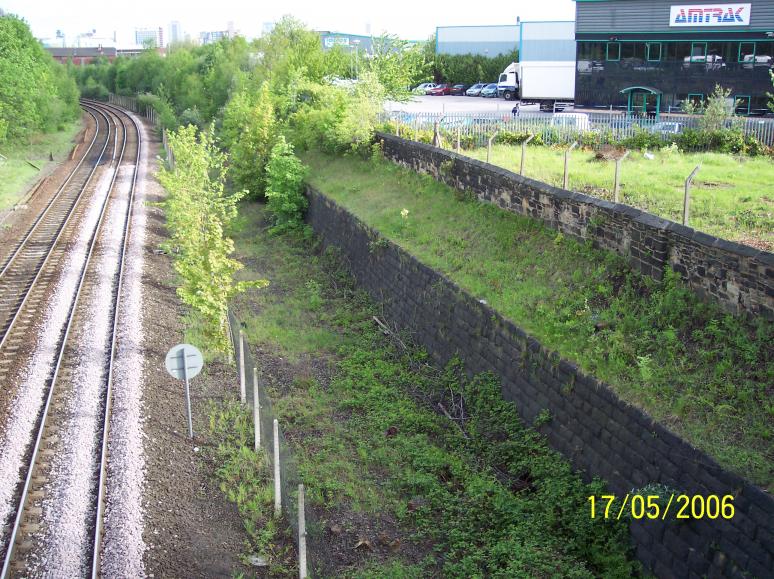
[{"xmin": 628, "ymin": 91, "xmax": 661, "ymax": 118}]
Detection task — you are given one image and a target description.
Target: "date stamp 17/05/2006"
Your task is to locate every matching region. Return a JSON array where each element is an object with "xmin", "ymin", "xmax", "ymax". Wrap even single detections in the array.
[{"xmin": 588, "ymin": 494, "xmax": 735, "ymax": 521}]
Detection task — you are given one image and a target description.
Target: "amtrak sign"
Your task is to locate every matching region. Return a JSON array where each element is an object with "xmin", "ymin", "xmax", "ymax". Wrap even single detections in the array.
[{"xmin": 670, "ymin": 3, "xmax": 752, "ymax": 26}]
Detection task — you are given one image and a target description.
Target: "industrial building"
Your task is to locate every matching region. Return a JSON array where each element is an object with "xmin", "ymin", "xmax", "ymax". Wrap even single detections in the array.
[
  {"xmin": 436, "ymin": 24, "xmax": 521, "ymax": 56},
  {"xmin": 317, "ymin": 32, "xmax": 375, "ymax": 54},
  {"xmin": 574, "ymin": 0, "xmax": 774, "ymax": 115}
]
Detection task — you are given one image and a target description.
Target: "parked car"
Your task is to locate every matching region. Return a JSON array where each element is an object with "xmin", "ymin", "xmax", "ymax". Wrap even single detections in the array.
[
  {"xmin": 465, "ymin": 83, "xmax": 486, "ymax": 96},
  {"xmin": 480, "ymin": 83, "xmax": 499, "ymax": 98},
  {"xmin": 412, "ymin": 82, "xmax": 436, "ymax": 94},
  {"xmin": 427, "ymin": 83, "xmax": 452, "ymax": 96},
  {"xmin": 648, "ymin": 121, "xmax": 683, "ymax": 135},
  {"xmin": 450, "ymin": 84, "xmax": 469, "ymax": 96},
  {"xmin": 550, "ymin": 112, "xmax": 591, "ymax": 131}
]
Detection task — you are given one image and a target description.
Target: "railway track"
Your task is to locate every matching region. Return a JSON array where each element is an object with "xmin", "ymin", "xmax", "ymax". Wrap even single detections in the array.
[{"xmin": 0, "ymin": 100, "xmax": 142, "ymax": 578}]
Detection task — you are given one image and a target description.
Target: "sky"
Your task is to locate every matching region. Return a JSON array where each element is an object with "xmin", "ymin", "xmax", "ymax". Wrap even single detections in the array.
[{"xmin": 1, "ymin": 0, "xmax": 576, "ymax": 45}]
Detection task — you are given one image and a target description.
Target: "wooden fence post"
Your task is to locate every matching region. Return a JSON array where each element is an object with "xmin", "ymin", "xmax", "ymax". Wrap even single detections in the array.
[
  {"xmin": 613, "ymin": 150, "xmax": 630, "ymax": 203},
  {"xmin": 487, "ymin": 130, "xmax": 499, "ymax": 164},
  {"xmin": 238, "ymin": 330, "xmax": 246, "ymax": 404},
  {"xmin": 298, "ymin": 483, "xmax": 307, "ymax": 578},
  {"xmin": 253, "ymin": 367, "xmax": 260, "ymax": 450},
  {"xmin": 563, "ymin": 141, "xmax": 578, "ymax": 190},
  {"xmin": 273, "ymin": 419, "xmax": 281, "ymax": 516},
  {"xmin": 683, "ymin": 164, "xmax": 701, "ymax": 226},
  {"xmin": 520, "ymin": 134, "xmax": 535, "ymax": 176}
]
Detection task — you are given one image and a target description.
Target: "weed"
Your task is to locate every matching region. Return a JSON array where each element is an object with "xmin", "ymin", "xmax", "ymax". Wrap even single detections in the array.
[{"xmin": 302, "ymin": 150, "xmax": 774, "ymax": 489}]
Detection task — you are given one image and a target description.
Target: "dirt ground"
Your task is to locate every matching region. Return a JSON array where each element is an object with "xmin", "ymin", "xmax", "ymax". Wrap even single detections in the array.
[{"xmin": 138, "ymin": 124, "xmax": 253, "ymax": 579}]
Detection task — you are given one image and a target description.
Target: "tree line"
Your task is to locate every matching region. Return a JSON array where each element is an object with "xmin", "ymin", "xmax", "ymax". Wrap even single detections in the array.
[{"xmin": 0, "ymin": 14, "xmax": 80, "ymax": 144}]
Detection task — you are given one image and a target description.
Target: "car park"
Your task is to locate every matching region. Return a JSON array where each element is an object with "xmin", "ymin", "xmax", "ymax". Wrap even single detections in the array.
[
  {"xmin": 412, "ymin": 82, "xmax": 437, "ymax": 95},
  {"xmin": 480, "ymin": 83, "xmax": 499, "ymax": 98},
  {"xmin": 450, "ymin": 84, "xmax": 469, "ymax": 96},
  {"xmin": 550, "ymin": 112, "xmax": 591, "ymax": 131},
  {"xmin": 648, "ymin": 121, "xmax": 683, "ymax": 135},
  {"xmin": 466, "ymin": 83, "xmax": 486, "ymax": 96},
  {"xmin": 427, "ymin": 83, "xmax": 452, "ymax": 96}
]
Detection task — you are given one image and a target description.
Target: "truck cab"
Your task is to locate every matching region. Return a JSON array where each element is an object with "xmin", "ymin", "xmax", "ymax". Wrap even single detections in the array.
[{"xmin": 497, "ymin": 62, "xmax": 520, "ymax": 100}]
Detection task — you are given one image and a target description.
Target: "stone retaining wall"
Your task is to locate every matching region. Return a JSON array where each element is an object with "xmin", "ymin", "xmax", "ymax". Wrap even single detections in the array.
[
  {"xmin": 375, "ymin": 132, "xmax": 774, "ymax": 320},
  {"xmin": 306, "ymin": 186, "xmax": 774, "ymax": 578}
]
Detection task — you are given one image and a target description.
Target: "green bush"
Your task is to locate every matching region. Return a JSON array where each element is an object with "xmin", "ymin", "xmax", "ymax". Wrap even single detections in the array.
[
  {"xmin": 495, "ymin": 130, "xmax": 545, "ymax": 146},
  {"xmin": 265, "ymin": 135, "xmax": 309, "ymax": 233},
  {"xmin": 621, "ymin": 128, "xmax": 665, "ymax": 150}
]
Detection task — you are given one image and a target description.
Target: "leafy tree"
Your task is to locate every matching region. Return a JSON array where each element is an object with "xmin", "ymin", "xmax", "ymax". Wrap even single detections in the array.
[
  {"xmin": 366, "ymin": 34, "xmax": 430, "ymax": 100},
  {"xmin": 220, "ymin": 83, "xmax": 276, "ymax": 198},
  {"xmin": 158, "ymin": 125, "xmax": 266, "ymax": 352},
  {"xmin": 264, "ymin": 135, "xmax": 308, "ymax": 232},
  {"xmin": 0, "ymin": 13, "xmax": 79, "ymax": 142}
]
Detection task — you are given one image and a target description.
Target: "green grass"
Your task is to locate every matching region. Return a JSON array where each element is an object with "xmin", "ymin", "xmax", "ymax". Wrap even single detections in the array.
[
  {"xmin": 218, "ymin": 202, "xmax": 638, "ymax": 577},
  {"xmin": 0, "ymin": 120, "xmax": 82, "ymax": 211},
  {"xmin": 467, "ymin": 144, "xmax": 774, "ymax": 249},
  {"xmin": 302, "ymin": 150, "xmax": 773, "ymax": 491}
]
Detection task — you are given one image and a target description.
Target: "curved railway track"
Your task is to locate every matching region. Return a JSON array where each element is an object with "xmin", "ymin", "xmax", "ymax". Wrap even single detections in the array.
[{"xmin": 0, "ymin": 100, "xmax": 142, "ymax": 578}]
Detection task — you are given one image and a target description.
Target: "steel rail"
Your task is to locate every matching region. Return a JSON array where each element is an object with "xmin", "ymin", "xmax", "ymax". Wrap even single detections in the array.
[
  {"xmin": 0, "ymin": 104, "xmax": 112, "ymax": 353},
  {"xmin": 84, "ymin": 99, "xmax": 142, "ymax": 578},
  {"xmin": 0, "ymin": 108, "xmax": 102, "ymax": 279},
  {"xmin": 0, "ymin": 102, "xmax": 137, "ymax": 578}
]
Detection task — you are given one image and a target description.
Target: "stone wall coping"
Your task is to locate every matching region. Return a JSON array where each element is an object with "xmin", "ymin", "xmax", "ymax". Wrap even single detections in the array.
[{"xmin": 375, "ymin": 132, "xmax": 774, "ymax": 265}]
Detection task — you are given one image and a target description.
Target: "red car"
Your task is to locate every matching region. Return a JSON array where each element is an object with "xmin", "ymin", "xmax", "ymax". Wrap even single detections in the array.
[{"xmin": 427, "ymin": 83, "xmax": 452, "ymax": 96}]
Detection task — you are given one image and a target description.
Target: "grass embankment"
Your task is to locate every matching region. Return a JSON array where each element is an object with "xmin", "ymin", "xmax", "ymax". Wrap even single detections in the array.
[
  {"xmin": 467, "ymin": 145, "xmax": 774, "ymax": 250},
  {"xmin": 302, "ymin": 150, "xmax": 773, "ymax": 490},
  {"xmin": 210, "ymin": 202, "xmax": 637, "ymax": 577},
  {"xmin": 0, "ymin": 120, "xmax": 82, "ymax": 212}
]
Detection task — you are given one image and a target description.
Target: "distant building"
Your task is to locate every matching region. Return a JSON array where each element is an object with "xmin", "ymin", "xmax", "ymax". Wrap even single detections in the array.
[
  {"xmin": 169, "ymin": 21, "xmax": 182, "ymax": 46},
  {"xmin": 46, "ymin": 46, "xmax": 117, "ymax": 65},
  {"xmin": 135, "ymin": 27, "xmax": 163, "ymax": 48},
  {"xmin": 317, "ymin": 31, "xmax": 374, "ymax": 54},
  {"xmin": 436, "ymin": 24, "xmax": 521, "ymax": 56},
  {"xmin": 199, "ymin": 30, "xmax": 231, "ymax": 45}
]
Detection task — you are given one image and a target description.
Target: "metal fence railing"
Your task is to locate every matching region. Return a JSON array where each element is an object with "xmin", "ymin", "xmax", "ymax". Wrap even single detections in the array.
[
  {"xmin": 381, "ymin": 110, "xmax": 774, "ymax": 148},
  {"xmin": 228, "ymin": 310, "xmax": 318, "ymax": 576}
]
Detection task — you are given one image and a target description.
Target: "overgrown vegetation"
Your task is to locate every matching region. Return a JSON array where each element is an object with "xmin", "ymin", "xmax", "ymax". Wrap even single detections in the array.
[
  {"xmin": 208, "ymin": 400, "xmax": 295, "ymax": 576},
  {"xmin": 220, "ymin": 203, "xmax": 637, "ymax": 576},
  {"xmin": 0, "ymin": 13, "xmax": 80, "ymax": 144},
  {"xmin": 303, "ymin": 150, "xmax": 774, "ymax": 490},
  {"xmin": 158, "ymin": 125, "xmax": 266, "ymax": 353}
]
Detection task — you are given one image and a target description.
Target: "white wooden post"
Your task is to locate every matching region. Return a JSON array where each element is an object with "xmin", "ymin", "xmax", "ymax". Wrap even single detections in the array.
[
  {"xmin": 298, "ymin": 483, "xmax": 307, "ymax": 578},
  {"xmin": 238, "ymin": 330, "xmax": 246, "ymax": 404},
  {"xmin": 456, "ymin": 125, "xmax": 461, "ymax": 153},
  {"xmin": 253, "ymin": 367, "xmax": 260, "ymax": 450},
  {"xmin": 273, "ymin": 419, "xmax": 281, "ymax": 516}
]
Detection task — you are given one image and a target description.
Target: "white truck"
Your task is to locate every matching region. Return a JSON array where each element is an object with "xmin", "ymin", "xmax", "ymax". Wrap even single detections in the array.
[{"xmin": 497, "ymin": 61, "xmax": 576, "ymax": 111}]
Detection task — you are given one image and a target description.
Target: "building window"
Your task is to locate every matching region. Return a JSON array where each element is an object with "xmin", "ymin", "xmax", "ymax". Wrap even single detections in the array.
[
  {"xmin": 690, "ymin": 42, "xmax": 707, "ymax": 63},
  {"xmin": 606, "ymin": 42, "xmax": 621, "ymax": 61},
  {"xmin": 687, "ymin": 93, "xmax": 704, "ymax": 109},
  {"xmin": 734, "ymin": 95, "xmax": 751, "ymax": 115},
  {"xmin": 738, "ymin": 42, "xmax": 755, "ymax": 62},
  {"xmin": 646, "ymin": 43, "xmax": 662, "ymax": 62}
]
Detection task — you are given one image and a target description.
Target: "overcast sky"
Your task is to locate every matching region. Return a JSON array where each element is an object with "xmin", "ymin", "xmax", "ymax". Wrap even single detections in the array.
[{"xmin": 2, "ymin": 0, "xmax": 576, "ymax": 45}]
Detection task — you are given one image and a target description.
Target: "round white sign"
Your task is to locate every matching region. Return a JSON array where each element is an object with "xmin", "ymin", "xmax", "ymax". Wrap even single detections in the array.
[{"xmin": 165, "ymin": 343, "xmax": 204, "ymax": 380}]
